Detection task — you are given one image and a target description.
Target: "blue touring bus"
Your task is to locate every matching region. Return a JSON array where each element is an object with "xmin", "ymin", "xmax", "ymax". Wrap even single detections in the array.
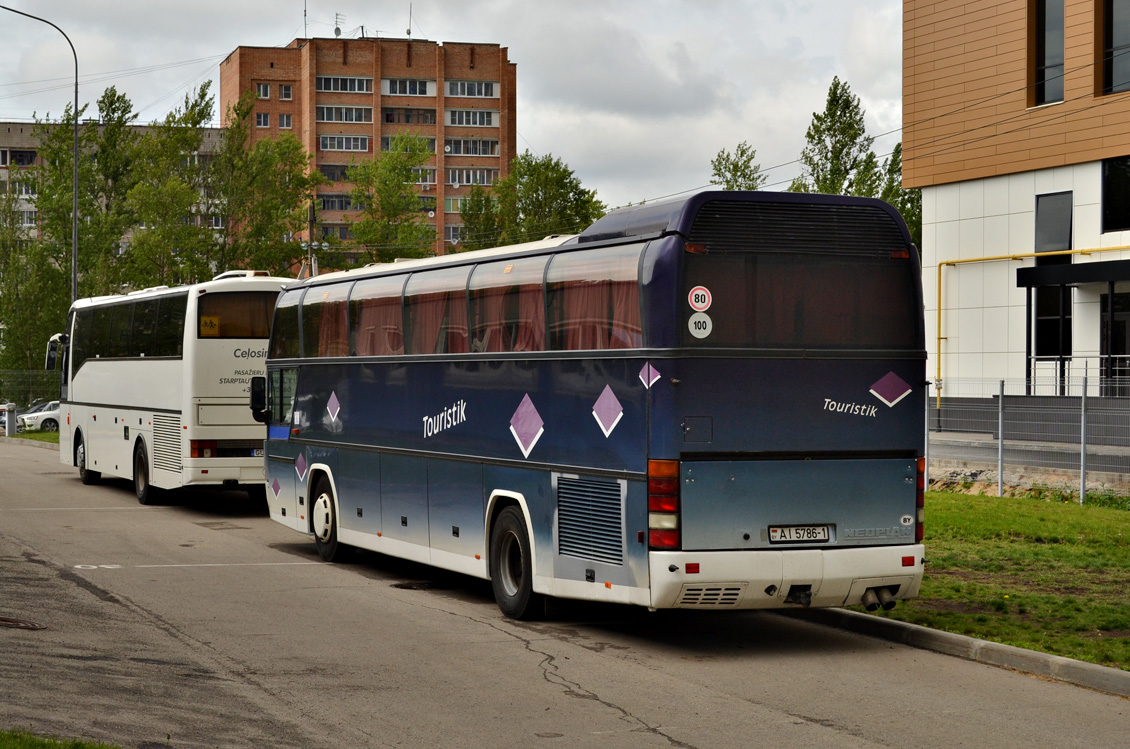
[{"xmin": 251, "ymin": 191, "xmax": 926, "ymax": 619}]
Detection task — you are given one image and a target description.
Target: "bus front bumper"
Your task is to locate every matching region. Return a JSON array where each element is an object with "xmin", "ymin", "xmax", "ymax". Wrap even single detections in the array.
[{"xmin": 648, "ymin": 545, "xmax": 925, "ymax": 610}]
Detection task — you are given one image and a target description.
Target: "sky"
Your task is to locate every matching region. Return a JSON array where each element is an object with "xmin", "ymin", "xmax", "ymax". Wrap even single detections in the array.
[{"xmin": 0, "ymin": 0, "xmax": 905, "ymax": 211}]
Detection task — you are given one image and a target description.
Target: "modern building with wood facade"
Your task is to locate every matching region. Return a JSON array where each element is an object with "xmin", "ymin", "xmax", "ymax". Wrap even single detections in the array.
[
  {"xmin": 219, "ymin": 36, "xmax": 518, "ymax": 257},
  {"xmin": 905, "ymin": 0, "xmax": 1130, "ymax": 389}
]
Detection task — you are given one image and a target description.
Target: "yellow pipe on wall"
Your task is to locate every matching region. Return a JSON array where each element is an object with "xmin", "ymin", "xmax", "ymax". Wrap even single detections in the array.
[{"xmin": 933, "ymin": 243, "xmax": 1130, "ymax": 407}]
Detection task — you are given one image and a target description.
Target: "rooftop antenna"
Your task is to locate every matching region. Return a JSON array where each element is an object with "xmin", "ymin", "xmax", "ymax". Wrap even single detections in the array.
[
  {"xmin": 303, "ymin": 0, "xmax": 307, "ymax": 37},
  {"xmin": 335, "ymin": 12, "xmax": 344, "ymax": 37},
  {"xmin": 406, "ymin": 2, "xmax": 412, "ymax": 37}
]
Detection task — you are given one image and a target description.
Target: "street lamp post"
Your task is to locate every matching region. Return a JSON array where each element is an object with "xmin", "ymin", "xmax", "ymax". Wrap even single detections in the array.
[{"xmin": 0, "ymin": 5, "xmax": 79, "ymax": 303}]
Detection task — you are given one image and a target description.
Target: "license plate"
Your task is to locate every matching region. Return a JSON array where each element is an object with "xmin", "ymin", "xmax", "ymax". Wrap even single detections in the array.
[
  {"xmin": 769, "ymin": 525, "xmax": 830, "ymax": 544},
  {"xmin": 253, "ymin": 448, "xmax": 264, "ymax": 457}
]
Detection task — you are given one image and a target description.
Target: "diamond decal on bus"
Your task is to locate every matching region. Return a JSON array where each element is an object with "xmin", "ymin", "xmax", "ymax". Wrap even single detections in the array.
[
  {"xmin": 639, "ymin": 362, "xmax": 661, "ymax": 388},
  {"xmin": 870, "ymin": 372, "xmax": 912, "ymax": 408},
  {"xmin": 327, "ymin": 391, "xmax": 341, "ymax": 423},
  {"xmin": 295, "ymin": 451, "xmax": 307, "ymax": 481},
  {"xmin": 271, "ymin": 478, "xmax": 281, "ymax": 498},
  {"xmin": 509, "ymin": 394, "xmax": 544, "ymax": 459},
  {"xmin": 592, "ymin": 385, "xmax": 624, "ymax": 438}
]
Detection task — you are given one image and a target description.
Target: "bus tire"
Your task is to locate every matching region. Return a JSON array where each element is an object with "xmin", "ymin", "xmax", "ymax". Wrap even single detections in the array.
[
  {"xmin": 490, "ymin": 505, "xmax": 544, "ymax": 620},
  {"xmin": 134, "ymin": 442, "xmax": 159, "ymax": 505},
  {"xmin": 311, "ymin": 477, "xmax": 351, "ymax": 562},
  {"xmin": 77, "ymin": 436, "xmax": 100, "ymax": 486}
]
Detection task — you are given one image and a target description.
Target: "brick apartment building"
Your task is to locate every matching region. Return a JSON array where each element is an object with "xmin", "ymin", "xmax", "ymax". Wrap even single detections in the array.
[
  {"xmin": 905, "ymin": 0, "xmax": 1130, "ymax": 390},
  {"xmin": 219, "ymin": 36, "xmax": 518, "ymax": 257}
]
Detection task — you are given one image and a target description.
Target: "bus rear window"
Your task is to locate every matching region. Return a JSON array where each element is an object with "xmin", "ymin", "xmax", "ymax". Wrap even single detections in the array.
[
  {"xmin": 198, "ymin": 291, "xmax": 276, "ymax": 339},
  {"xmin": 682, "ymin": 252, "xmax": 919, "ymax": 349}
]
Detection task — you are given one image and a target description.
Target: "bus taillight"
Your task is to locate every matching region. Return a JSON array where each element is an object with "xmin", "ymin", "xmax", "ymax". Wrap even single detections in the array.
[
  {"xmin": 916, "ymin": 456, "xmax": 926, "ymax": 543},
  {"xmin": 191, "ymin": 440, "xmax": 218, "ymax": 458},
  {"xmin": 648, "ymin": 460, "xmax": 680, "ymax": 550}
]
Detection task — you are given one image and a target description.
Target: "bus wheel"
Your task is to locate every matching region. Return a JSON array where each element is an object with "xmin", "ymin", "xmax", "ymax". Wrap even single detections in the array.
[
  {"xmin": 134, "ymin": 443, "xmax": 159, "ymax": 505},
  {"xmin": 490, "ymin": 505, "xmax": 544, "ymax": 620},
  {"xmin": 311, "ymin": 477, "xmax": 351, "ymax": 562},
  {"xmin": 77, "ymin": 437, "xmax": 100, "ymax": 486}
]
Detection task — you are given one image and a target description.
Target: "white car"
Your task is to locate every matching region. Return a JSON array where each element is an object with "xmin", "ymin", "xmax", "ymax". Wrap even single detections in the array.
[{"xmin": 19, "ymin": 401, "xmax": 60, "ymax": 433}]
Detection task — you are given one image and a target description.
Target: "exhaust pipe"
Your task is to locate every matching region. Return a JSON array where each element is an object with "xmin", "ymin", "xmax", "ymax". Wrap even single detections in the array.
[
  {"xmin": 861, "ymin": 588, "xmax": 880, "ymax": 612},
  {"xmin": 875, "ymin": 587, "xmax": 896, "ymax": 611}
]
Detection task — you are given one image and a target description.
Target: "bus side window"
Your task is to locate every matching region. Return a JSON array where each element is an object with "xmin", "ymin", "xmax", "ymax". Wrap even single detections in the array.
[
  {"xmin": 155, "ymin": 293, "xmax": 188, "ymax": 357},
  {"xmin": 350, "ymin": 276, "xmax": 405, "ymax": 356},
  {"xmin": 547, "ymin": 244, "xmax": 643, "ymax": 351},
  {"xmin": 469, "ymin": 256, "xmax": 547, "ymax": 353},
  {"xmin": 405, "ymin": 267, "xmax": 469, "ymax": 355},
  {"xmin": 72, "ymin": 308, "xmax": 92, "ymax": 371},
  {"xmin": 301, "ymin": 284, "xmax": 350, "ymax": 358},
  {"xmin": 270, "ymin": 289, "xmax": 303, "ymax": 359},
  {"xmin": 131, "ymin": 299, "xmax": 160, "ymax": 357}
]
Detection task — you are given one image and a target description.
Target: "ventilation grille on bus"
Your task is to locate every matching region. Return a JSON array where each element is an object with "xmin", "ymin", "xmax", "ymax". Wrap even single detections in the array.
[
  {"xmin": 152, "ymin": 414, "xmax": 182, "ymax": 473},
  {"xmin": 557, "ymin": 476, "xmax": 624, "ymax": 566},
  {"xmin": 687, "ymin": 201, "xmax": 908, "ymax": 256},
  {"xmin": 676, "ymin": 584, "xmax": 746, "ymax": 608}
]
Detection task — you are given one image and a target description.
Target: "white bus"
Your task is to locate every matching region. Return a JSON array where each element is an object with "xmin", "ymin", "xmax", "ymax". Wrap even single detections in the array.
[{"xmin": 48, "ymin": 271, "xmax": 291, "ymax": 504}]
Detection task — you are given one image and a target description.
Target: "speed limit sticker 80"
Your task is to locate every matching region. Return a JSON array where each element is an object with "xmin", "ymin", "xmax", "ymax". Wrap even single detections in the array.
[{"xmin": 688, "ymin": 286, "xmax": 712, "ymax": 312}]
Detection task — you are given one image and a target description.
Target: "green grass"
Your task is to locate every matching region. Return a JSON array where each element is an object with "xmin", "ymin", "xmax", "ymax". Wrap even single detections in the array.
[
  {"xmin": 858, "ymin": 490, "xmax": 1130, "ymax": 670},
  {"xmin": 8, "ymin": 431, "xmax": 59, "ymax": 445},
  {"xmin": 0, "ymin": 730, "xmax": 121, "ymax": 748}
]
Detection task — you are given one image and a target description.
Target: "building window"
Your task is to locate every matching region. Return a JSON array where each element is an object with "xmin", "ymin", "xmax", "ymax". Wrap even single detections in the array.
[
  {"xmin": 1035, "ymin": 0, "xmax": 1064, "ymax": 105},
  {"xmin": 0, "ymin": 149, "xmax": 7, "ymax": 166},
  {"xmin": 1034, "ymin": 192, "xmax": 1073, "ymax": 358},
  {"xmin": 10, "ymin": 150, "xmax": 35, "ymax": 166},
  {"xmin": 320, "ymin": 135, "xmax": 369, "ymax": 152},
  {"xmin": 257, "ymin": 83, "xmax": 270, "ymax": 99},
  {"xmin": 383, "ymin": 79, "xmax": 431, "ymax": 96},
  {"xmin": 445, "ymin": 198, "xmax": 464, "ymax": 213},
  {"xmin": 256, "ymin": 112, "xmax": 270, "ymax": 128},
  {"xmin": 444, "ymin": 138, "xmax": 500, "ymax": 156},
  {"xmin": 279, "ymin": 113, "xmax": 292, "ymax": 129},
  {"xmin": 1103, "ymin": 0, "xmax": 1130, "ymax": 94},
  {"xmin": 316, "ymin": 76, "xmax": 373, "ymax": 93},
  {"xmin": 445, "ymin": 225, "xmax": 462, "ymax": 244},
  {"xmin": 447, "ymin": 80, "xmax": 497, "ymax": 98},
  {"xmin": 447, "ymin": 110, "xmax": 496, "ymax": 127},
  {"xmin": 1103, "ymin": 156, "xmax": 1130, "ymax": 232},
  {"xmin": 381, "ymin": 108, "xmax": 436, "ymax": 125},
  {"xmin": 207, "ymin": 215, "xmax": 225, "ymax": 229},
  {"xmin": 320, "ymin": 194, "xmax": 353, "ymax": 211},
  {"xmin": 414, "ymin": 168, "xmax": 437, "ymax": 185},
  {"xmin": 381, "ymin": 136, "xmax": 435, "ymax": 152},
  {"xmin": 19, "ymin": 210, "xmax": 37, "ymax": 227},
  {"xmin": 279, "ymin": 84, "xmax": 293, "ymax": 101},
  {"xmin": 316, "ymin": 105, "xmax": 373, "ymax": 123},
  {"xmin": 320, "ymin": 164, "xmax": 349, "ymax": 182},
  {"xmin": 321, "ymin": 225, "xmax": 351, "ymax": 240},
  {"xmin": 447, "ymin": 168, "xmax": 499, "ymax": 186}
]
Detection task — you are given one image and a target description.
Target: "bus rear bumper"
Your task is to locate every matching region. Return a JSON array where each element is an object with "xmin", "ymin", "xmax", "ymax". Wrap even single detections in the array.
[{"xmin": 648, "ymin": 545, "xmax": 925, "ymax": 610}]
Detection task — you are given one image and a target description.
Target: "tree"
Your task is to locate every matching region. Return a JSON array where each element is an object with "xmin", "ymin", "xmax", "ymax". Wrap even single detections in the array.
[
  {"xmin": 125, "ymin": 84, "xmax": 217, "ymax": 287},
  {"xmin": 347, "ymin": 133, "xmax": 435, "ymax": 264},
  {"xmin": 457, "ymin": 184, "xmax": 500, "ymax": 251},
  {"xmin": 211, "ymin": 92, "xmax": 326, "ymax": 276},
  {"xmin": 710, "ymin": 140, "xmax": 767, "ymax": 191},
  {"xmin": 788, "ymin": 76, "xmax": 879, "ymax": 197},
  {"xmin": 492, "ymin": 151, "xmax": 605, "ymax": 246},
  {"xmin": 880, "ymin": 143, "xmax": 922, "ymax": 247}
]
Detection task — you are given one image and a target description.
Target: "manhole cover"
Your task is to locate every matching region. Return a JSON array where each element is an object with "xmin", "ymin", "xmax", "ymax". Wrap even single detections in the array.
[{"xmin": 0, "ymin": 617, "xmax": 46, "ymax": 630}]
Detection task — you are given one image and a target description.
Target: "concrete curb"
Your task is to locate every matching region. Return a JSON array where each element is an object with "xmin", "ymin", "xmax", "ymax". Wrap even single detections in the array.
[
  {"xmin": 0, "ymin": 435, "xmax": 59, "ymax": 451},
  {"xmin": 780, "ymin": 607, "xmax": 1130, "ymax": 699}
]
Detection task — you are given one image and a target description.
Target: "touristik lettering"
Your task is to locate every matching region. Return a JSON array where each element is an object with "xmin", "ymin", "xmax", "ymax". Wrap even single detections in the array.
[
  {"xmin": 823, "ymin": 398, "xmax": 878, "ymax": 418},
  {"xmin": 423, "ymin": 399, "xmax": 467, "ymax": 438}
]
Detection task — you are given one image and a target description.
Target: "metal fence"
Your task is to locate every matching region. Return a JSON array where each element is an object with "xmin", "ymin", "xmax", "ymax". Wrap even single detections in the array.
[
  {"xmin": 928, "ymin": 376, "xmax": 1130, "ymax": 501},
  {"xmin": 0, "ymin": 370, "xmax": 60, "ymax": 410}
]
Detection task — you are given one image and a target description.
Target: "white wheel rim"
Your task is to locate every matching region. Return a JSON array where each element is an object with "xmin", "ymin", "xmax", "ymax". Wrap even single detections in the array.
[{"xmin": 312, "ymin": 493, "xmax": 333, "ymax": 542}]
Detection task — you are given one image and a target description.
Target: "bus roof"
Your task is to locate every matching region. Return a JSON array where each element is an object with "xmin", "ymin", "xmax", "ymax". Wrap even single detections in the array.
[{"xmin": 68, "ymin": 272, "xmax": 292, "ymax": 310}]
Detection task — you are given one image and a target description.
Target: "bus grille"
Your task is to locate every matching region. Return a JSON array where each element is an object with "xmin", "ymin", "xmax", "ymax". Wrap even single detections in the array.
[
  {"xmin": 676, "ymin": 584, "xmax": 746, "ymax": 607},
  {"xmin": 152, "ymin": 414, "xmax": 182, "ymax": 473},
  {"xmin": 557, "ymin": 477, "xmax": 624, "ymax": 566}
]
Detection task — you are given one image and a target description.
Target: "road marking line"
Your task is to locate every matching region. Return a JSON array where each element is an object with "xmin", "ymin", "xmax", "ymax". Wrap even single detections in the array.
[{"xmin": 132, "ymin": 562, "xmax": 320, "ymax": 569}]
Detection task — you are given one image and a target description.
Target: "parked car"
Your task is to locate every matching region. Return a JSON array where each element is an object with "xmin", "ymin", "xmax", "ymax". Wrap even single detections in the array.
[{"xmin": 19, "ymin": 401, "xmax": 60, "ymax": 433}]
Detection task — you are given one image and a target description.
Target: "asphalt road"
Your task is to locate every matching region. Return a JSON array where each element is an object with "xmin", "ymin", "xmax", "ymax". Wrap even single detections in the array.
[{"xmin": 1, "ymin": 440, "xmax": 1127, "ymax": 748}]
